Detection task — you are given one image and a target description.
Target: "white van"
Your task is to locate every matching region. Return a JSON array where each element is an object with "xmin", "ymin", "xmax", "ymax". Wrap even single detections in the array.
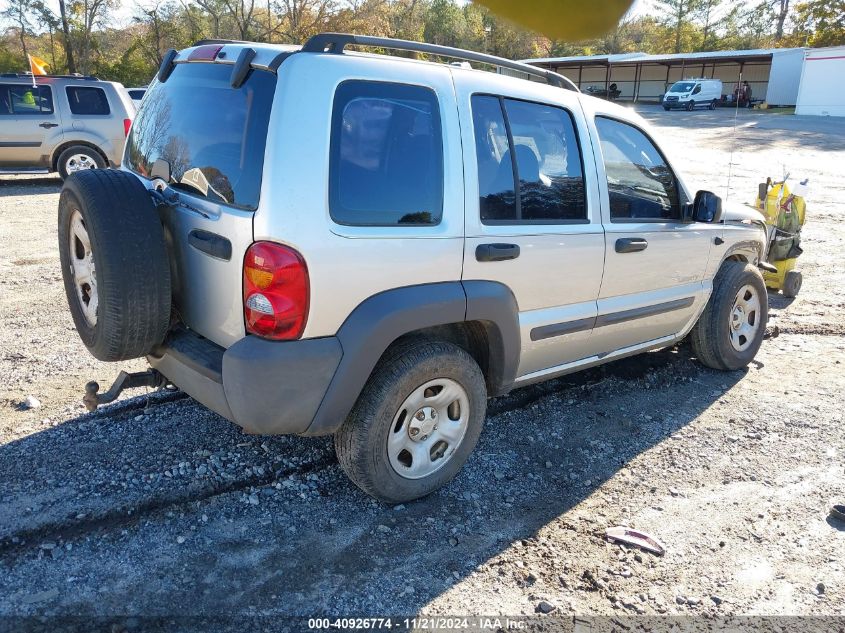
[{"xmin": 663, "ymin": 78, "xmax": 723, "ymax": 111}]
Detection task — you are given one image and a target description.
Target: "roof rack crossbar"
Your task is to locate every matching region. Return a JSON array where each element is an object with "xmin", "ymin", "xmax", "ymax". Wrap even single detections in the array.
[
  {"xmin": 302, "ymin": 33, "xmax": 579, "ymax": 92},
  {"xmin": 0, "ymin": 72, "xmax": 98, "ymax": 80}
]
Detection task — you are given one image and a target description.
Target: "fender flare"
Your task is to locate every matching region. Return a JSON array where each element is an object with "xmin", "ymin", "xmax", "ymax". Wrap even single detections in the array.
[
  {"xmin": 721, "ymin": 239, "xmax": 764, "ymax": 267},
  {"xmin": 303, "ymin": 281, "xmax": 520, "ymax": 436}
]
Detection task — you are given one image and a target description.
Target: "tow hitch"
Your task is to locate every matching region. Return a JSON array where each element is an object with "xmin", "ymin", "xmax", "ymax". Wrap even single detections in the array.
[{"xmin": 83, "ymin": 369, "xmax": 167, "ymax": 412}]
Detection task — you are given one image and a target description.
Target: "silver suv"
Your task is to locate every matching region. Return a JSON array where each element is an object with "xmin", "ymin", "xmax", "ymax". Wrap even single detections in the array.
[
  {"xmin": 58, "ymin": 35, "xmax": 769, "ymax": 503},
  {"xmin": 0, "ymin": 74, "xmax": 134, "ymax": 179}
]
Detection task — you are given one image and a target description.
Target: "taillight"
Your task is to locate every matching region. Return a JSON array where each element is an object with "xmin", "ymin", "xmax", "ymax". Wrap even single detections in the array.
[
  {"xmin": 188, "ymin": 45, "xmax": 224, "ymax": 61},
  {"xmin": 243, "ymin": 242, "xmax": 309, "ymax": 340},
  {"xmin": 123, "ymin": 118, "xmax": 131, "ymax": 137}
]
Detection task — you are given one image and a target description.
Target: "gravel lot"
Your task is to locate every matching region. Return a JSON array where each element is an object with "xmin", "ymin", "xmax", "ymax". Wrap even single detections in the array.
[{"xmin": 1, "ymin": 106, "xmax": 844, "ymax": 624}]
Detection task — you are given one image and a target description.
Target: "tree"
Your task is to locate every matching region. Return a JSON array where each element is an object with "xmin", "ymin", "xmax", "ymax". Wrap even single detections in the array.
[
  {"xmin": 790, "ymin": 0, "xmax": 845, "ymax": 46},
  {"xmin": 1, "ymin": 0, "xmax": 35, "ymax": 61},
  {"xmin": 275, "ymin": 0, "xmax": 338, "ymax": 43},
  {"xmin": 773, "ymin": 0, "xmax": 790, "ymax": 40},
  {"xmin": 57, "ymin": 0, "xmax": 77, "ymax": 73},
  {"xmin": 655, "ymin": 0, "xmax": 703, "ymax": 53},
  {"xmin": 696, "ymin": 0, "xmax": 728, "ymax": 51},
  {"xmin": 30, "ymin": 0, "xmax": 61, "ymax": 69},
  {"xmin": 135, "ymin": 1, "xmax": 186, "ymax": 66},
  {"xmin": 221, "ymin": 0, "xmax": 257, "ymax": 39}
]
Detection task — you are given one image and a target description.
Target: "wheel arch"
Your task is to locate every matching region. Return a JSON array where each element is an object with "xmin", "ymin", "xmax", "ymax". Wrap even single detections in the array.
[
  {"xmin": 303, "ymin": 281, "xmax": 520, "ymax": 436},
  {"xmin": 51, "ymin": 140, "xmax": 111, "ymax": 172},
  {"xmin": 720, "ymin": 239, "xmax": 764, "ymax": 268}
]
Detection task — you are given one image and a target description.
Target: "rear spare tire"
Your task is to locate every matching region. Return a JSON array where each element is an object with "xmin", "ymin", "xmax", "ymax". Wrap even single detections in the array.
[{"xmin": 58, "ymin": 169, "xmax": 171, "ymax": 361}]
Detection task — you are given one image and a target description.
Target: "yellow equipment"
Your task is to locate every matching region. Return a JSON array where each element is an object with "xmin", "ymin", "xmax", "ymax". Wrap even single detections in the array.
[{"xmin": 755, "ymin": 175, "xmax": 807, "ymax": 298}]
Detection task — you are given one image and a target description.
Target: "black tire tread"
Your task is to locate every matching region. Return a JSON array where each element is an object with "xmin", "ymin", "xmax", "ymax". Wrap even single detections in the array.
[
  {"xmin": 690, "ymin": 260, "xmax": 767, "ymax": 371},
  {"xmin": 59, "ymin": 169, "xmax": 171, "ymax": 361},
  {"xmin": 334, "ymin": 340, "xmax": 486, "ymax": 503}
]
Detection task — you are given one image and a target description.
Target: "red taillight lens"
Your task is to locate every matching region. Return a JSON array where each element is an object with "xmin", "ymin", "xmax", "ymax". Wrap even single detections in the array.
[
  {"xmin": 243, "ymin": 242, "xmax": 309, "ymax": 340},
  {"xmin": 123, "ymin": 118, "xmax": 131, "ymax": 137}
]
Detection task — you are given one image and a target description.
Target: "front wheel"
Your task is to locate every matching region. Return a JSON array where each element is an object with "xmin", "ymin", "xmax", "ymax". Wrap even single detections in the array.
[
  {"xmin": 690, "ymin": 261, "xmax": 768, "ymax": 370},
  {"xmin": 686, "ymin": 100, "xmax": 695, "ymax": 111},
  {"xmin": 334, "ymin": 340, "xmax": 487, "ymax": 503}
]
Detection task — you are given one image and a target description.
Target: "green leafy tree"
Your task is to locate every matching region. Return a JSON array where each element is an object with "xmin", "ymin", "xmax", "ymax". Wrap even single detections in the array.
[{"xmin": 790, "ymin": 0, "xmax": 845, "ymax": 46}]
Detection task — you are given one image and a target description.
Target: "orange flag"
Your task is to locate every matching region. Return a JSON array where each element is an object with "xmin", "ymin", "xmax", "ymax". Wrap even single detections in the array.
[{"xmin": 28, "ymin": 55, "xmax": 49, "ymax": 76}]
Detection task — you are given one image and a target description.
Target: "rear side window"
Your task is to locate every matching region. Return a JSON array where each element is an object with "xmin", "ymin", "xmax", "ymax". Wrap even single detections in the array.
[
  {"xmin": 472, "ymin": 95, "xmax": 586, "ymax": 223},
  {"xmin": 66, "ymin": 87, "xmax": 110, "ymax": 115},
  {"xmin": 125, "ymin": 63, "xmax": 276, "ymax": 210},
  {"xmin": 0, "ymin": 85, "xmax": 54, "ymax": 115},
  {"xmin": 329, "ymin": 80, "xmax": 443, "ymax": 226}
]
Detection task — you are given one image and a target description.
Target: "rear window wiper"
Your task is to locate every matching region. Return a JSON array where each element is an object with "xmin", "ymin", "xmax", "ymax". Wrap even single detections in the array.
[{"xmin": 149, "ymin": 184, "xmax": 210, "ymax": 219}]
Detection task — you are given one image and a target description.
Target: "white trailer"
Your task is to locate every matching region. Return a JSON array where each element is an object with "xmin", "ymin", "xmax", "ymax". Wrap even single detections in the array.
[
  {"xmin": 766, "ymin": 48, "xmax": 805, "ymax": 106},
  {"xmin": 796, "ymin": 46, "xmax": 845, "ymax": 117}
]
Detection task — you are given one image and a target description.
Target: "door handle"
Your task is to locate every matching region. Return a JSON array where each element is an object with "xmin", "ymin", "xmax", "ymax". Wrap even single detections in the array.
[
  {"xmin": 615, "ymin": 237, "xmax": 648, "ymax": 253},
  {"xmin": 39, "ymin": 122, "xmax": 59, "ymax": 129},
  {"xmin": 475, "ymin": 243, "xmax": 520, "ymax": 262}
]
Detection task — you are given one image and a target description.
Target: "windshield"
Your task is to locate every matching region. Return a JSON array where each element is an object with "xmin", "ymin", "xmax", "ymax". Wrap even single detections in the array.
[
  {"xmin": 669, "ymin": 82, "xmax": 696, "ymax": 93},
  {"xmin": 125, "ymin": 62, "xmax": 276, "ymax": 210}
]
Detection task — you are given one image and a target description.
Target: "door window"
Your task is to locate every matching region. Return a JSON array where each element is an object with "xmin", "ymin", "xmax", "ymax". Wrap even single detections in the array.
[
  {"xmin": 594, "ymin": 117, "xmax": 680, "ymax": 221},
  {"xmin": 472, "ymin": 95, "xmax": 586, "ymax": 223},
  {"xmin": 66, "ymin": 86, "xmax": 110, "ymax": 115},
  {"xmin": 692, "ymin": 84, "xmax": 702, "ymax": 95},
  {"xmin": 329, "ymin": 80, "xmax": 443, "ymax": 226},
  {"xmin": 0, "ymin": 85, "xmax": 54, "ymax": 115}
]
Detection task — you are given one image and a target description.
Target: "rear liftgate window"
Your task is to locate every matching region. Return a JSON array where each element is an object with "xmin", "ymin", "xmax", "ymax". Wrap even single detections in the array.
[
  {"xmin": 329, "ymin": 80, "xmax": 444, "ymax": 226},
  {"xmin": 125, "ymin": 62, "xmax": 276, "ymax": 210}
]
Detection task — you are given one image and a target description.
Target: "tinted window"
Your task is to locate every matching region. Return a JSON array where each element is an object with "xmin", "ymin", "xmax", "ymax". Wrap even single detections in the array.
[
  {"xmin": 472, "ymin": 95, "xmax": 515, "ymax": 221},
  {"xmin": 0, "ymin": 85, "xmax": 53, "ymax": 115},
  {"xmin": 128, "ymin": 89, "xmax": 145, "ymax": 100},
  {"xmin": 66, "ymin": 87, "xmax": 110, "ymax": 115},
  {"xmin": 125, "ymin": 63, "xmax": 276, "ymax": 210},
  {"xmin": 595, "ymin": 117, "xmax": 680, "ymax": 221},
  {"xmin": 329, "ymin": 81, "xmax": 443, "ymax": 226},
  {"xmin": 472, "ymin": 95, "xmax": 586, "ymax": 223}
]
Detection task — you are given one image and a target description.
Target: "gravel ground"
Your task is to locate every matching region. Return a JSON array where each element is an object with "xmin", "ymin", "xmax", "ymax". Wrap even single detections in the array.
[{"xmin": 1, "ymin": 106, "xmax": 843, "ymax": 625}]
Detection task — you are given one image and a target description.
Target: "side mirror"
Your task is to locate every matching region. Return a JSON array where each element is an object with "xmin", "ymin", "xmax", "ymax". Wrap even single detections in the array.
[{"xmin": 693, "ymin": 190, "xmax": 722, "ymax": 223}]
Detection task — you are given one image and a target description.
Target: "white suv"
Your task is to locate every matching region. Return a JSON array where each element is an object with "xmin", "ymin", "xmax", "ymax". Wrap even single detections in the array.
[{"xmin": 58, "ymin": 34, "xmax": 769, "ymax": 503}]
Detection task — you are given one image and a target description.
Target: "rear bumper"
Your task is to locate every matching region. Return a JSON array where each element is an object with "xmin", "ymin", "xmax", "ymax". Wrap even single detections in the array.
[{"xmin": 148, "ymin": 328, "xmax": 342, "ymax": 435}]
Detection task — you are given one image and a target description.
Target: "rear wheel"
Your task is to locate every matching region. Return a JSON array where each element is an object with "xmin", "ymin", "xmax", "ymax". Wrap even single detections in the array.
[
  {"xmin": 709, "ymin": 99, "xmax": 718, "ymax": 110},
  {"xmin": 57, "ymin": 145, "xmax": 105, "ymax": 180},
  {"xmin": 690, "ymin": 261, "xmax": 768, "ymax": 371},
  {"xmin": 783, "ymin": 270, "xmax": 802, "ymax": 298},
  {"xmin": 334, "ymin": 341, "xmax": 487, "ymax": 503}
]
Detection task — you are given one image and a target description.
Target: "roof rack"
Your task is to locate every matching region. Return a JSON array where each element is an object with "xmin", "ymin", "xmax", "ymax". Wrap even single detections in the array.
[
  {"xmin": 0, "ymin": 72, "xmax": 99, "ymax": 80},
  {"xmin": 302, "ymin": 33, "xmax": 579, "ymax": 92}
]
